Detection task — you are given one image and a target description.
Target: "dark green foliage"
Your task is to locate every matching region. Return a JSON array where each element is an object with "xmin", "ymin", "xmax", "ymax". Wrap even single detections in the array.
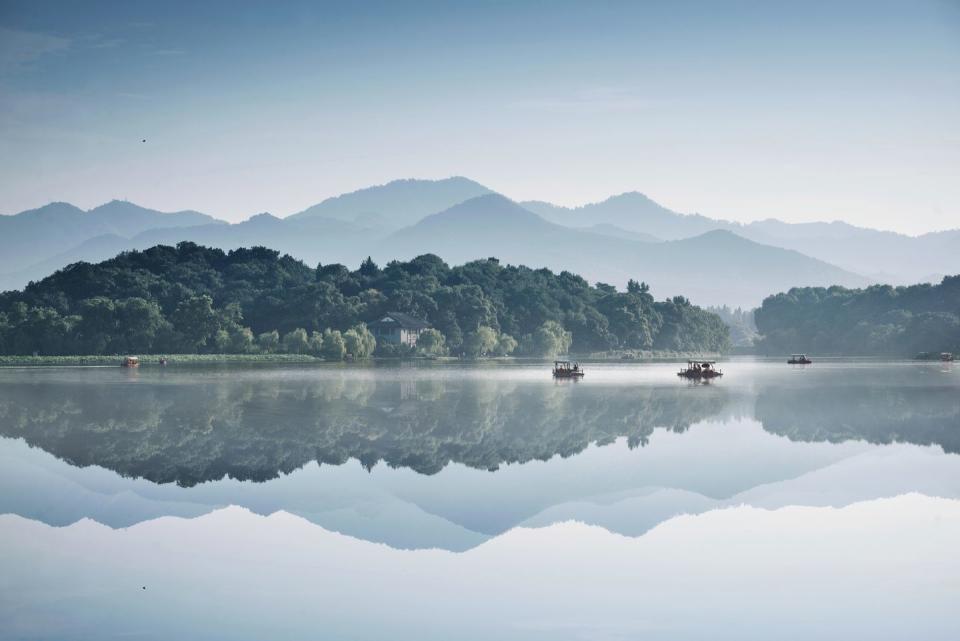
[
  {"xmin": 520, "ymin": 320, "xmax": 572, "ymax": 357},
  {"xmin": 0, "ymin": 242, "xmax": 730, "ymax": 355},
  {"xmin": 754, "ymin": 277, "xmax": 960, "ymax": 355},
  {"xmin": 281, "ymin": 328, "xmax": 310, "ymax": 355},
  {"xmin": 416, "ymin": 328, "xmax": 447, "ymax": 356}
]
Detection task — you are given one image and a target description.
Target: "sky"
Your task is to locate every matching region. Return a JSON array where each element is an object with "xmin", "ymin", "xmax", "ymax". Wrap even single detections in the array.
[{"xmin": 0, "ymin": 0, "xmax": 957, "ymax": 234}]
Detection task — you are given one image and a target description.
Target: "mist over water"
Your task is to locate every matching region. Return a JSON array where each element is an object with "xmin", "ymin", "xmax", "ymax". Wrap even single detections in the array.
[{"xmin": 1, "ymin": 360, "xmax": 958, "ymax": 639}]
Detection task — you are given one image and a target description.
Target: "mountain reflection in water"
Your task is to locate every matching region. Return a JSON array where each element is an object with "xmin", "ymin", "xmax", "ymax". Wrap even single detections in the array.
[{"xmin": 1, "ymin": 360, "xmax": 959, "ymax": 556}]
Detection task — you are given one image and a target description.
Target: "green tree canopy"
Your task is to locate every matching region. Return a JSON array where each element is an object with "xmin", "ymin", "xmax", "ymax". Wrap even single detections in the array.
[
  {"xmin": 417, "ymin": 328, "xmax": 447, "ymax": 356},
  {"xmin": 755, "ymin": 277, "xmax": 960, "ymax": 356},
  {"xmin": 463, "ymin": 325, "xmax": 499, "ymax": 357},
  {"xmin": 524, "ymin": 320, "xmax": 573, "ymax": 357},
  {"xmin": 257, "ymin": 330, "xmax": 280, "ymax": 353},
  {"xmin": 0, "ymin": 242, "xmax": 732, "ymax": 356},
  {"xmin": 282, "ymin": 328, "xmax": 310, "ymax": 354},
  {"xmin": 343, "ymin": 325, "xmax": 376, "ymax": 358},
  {"xmin": 320, "ymin": 329, "xmax": 347, "ymax": 361},
  {"xmin": 171, "ymin": 294, "xmax": 219, "ymax": 351}
]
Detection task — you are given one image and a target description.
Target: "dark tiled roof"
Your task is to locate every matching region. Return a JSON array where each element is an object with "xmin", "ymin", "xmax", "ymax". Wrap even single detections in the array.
[{"xmin": 370, "ymin": 311, "xmax": 430, "ymax": 330}]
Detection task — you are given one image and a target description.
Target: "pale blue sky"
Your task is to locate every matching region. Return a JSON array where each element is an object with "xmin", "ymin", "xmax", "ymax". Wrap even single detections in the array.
[{"xmin": 0, "ymin": 0, "xmax": 957, "ymax": 233}]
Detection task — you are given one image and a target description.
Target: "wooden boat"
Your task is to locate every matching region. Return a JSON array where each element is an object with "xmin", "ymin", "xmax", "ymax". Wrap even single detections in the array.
[
  {"xmin": 942, "ymin": 352, "xmax": 955, "ymax": 362},
  {"xmin": 678, "ymin": 360, "xmax": 722, "ymax": 379},
  {"xmin": 122, "ymin": 356, "xmax": 140, "ymax": 368},
  {"xmin": 787, "ymin": 354, "xmax": 812, "ymax": 364},
  {"xmin": 553, "ymin": 360, "xmax": 584, "ymax": 378}
]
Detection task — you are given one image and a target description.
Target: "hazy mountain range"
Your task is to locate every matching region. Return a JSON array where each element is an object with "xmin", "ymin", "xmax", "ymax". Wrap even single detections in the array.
[
  {"xmin": 0, "ymin": 200, "xmax": 220, "ymax": 271},
  {"xmin": 384, "ymin": 195, "xmax": 867, "ymax": 306},
  {"xmin": 288, "ymin": 176, "xmax": 492, "ymax": 229},
  {"xmin": 523, "ymin": 193, "xmax": 959, "ymax": 283},
  {"xmin": 1, "ymin": 177, "xmax": 955, "ymax": 307}
]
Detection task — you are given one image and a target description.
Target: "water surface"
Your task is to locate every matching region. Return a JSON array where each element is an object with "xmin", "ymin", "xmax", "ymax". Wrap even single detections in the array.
[{"xmin": 1, "ymin": 359, "xmax": 958, "ymax": 639}]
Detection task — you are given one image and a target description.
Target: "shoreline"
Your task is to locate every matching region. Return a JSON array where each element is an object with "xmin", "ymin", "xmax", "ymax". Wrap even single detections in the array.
[
  {"xmin": 0, "ymin": 352, "xmax": 731, "ymax": 367},
  {"xmin": 1, "ymin": 353, "xmax": 942, "ymax": 368},
  {"xmin": 0, "ymin": 354, "xmax": 323, "ymax": 367}
]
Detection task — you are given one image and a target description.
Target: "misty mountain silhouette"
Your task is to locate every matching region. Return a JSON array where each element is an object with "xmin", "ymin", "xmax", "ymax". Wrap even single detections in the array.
[
  {"xmin": 2, "ymin": 178, "xmax": 954, "ymax": 306},
  {"xmin": 527, "ymin": 193, "xmax": 960, "ymax": 284},
  {"xmin": 523, "ymin": 192, "xmax": 730, "ymax": 240},
  {"xmin": 0, "ymin": 201, "xmax": 221, "ymax": 284},
  {"xmin": 288, "ymin": 176, "xmax": 492, "ymax": 227},
  {"xmin": 383, "ymin": 195, "xmax": 868, "ymax": 306}
]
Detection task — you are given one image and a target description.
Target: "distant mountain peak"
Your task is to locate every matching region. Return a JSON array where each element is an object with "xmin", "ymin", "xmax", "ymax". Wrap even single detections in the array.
[
  {"xmin": 9, "ymin": 202, "xmax": 84, "ymax": 218},
  {"xmin": 85, "ymin": 199, "xmax": 216, "ymax": 219},
  {"xmin": 691, "ymin": 229, "xmax": 740, "ymax": 240},
  {"xmin": 423, "ymin": 193, "xmax": 540, "ymax": 222},
  {"xmin": 601, "ymin": 191, "xmax": 659, "ymax": 205},
  {"xmin": 380, "ymin": 176, "xmax": 487, "ymax": 188},
  {"xmin": 288, "ymin": 176, "xmax": 494, "ymax": 225},
  {"xmin": 245, "ymin": 212, "xmax": 282, "ymax": 225},
  {"xmin": 523, "ymin": 191, "xmax": 733, "ymax": 240},
  {"xmin": 464, "ymin": 192, "xmax": 513, "ymax": 205},
  {"xmin": 88, "ymin": 199, "xmax": 151, "ymax": 214},
  {"xmin": 390, "ymin": 195, "xmax": 549, "ymax": 244}
]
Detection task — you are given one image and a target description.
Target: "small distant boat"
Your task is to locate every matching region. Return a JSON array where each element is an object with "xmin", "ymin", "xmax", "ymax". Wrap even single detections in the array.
[
  {"xmin": 122, "ymin": 356, "xmax": 140, "ymax": 368},
  {"xmin": 787, "ymin": 354, "xmax": 812, "ymax": 365},
  {"xmin": 915, "ymin": 352, "xmax": 954, "ymax": 361},
  {"xmin": 678, "ymin": 360, "xmax": 722, "ymax": 379},
  {"xmin": 553, "ymin": 360, "xmax": 584, "ymax": 378}
]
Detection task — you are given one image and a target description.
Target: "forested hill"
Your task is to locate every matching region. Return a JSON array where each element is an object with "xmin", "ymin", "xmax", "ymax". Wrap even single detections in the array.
[
  {"xmin": 0, "ymin": 242, "xmax": 730, "ymax": 357},
  {"xmin": 754, "ymin": 276, "xmax": 960, "ymax": 356}
]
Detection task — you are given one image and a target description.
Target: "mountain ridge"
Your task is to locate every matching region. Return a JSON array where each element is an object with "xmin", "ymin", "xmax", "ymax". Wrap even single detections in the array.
[
  {"xmin": 383, "ymin": 195, "xmax": 868, "ymax": 306},
  {"xmin": 4, "ymin": 177, "xmax": 953, "ymax": 305},
  {"xmin": 0, "ymin": 200, "xmax": 225, "ymax": 277},
  {"xmin": 288, "ymin": 176, "xmax": 493, "ymax": 227},
  {"xmin": 523, "ymin": 193, "xmax": 959, "ymax": 283}
]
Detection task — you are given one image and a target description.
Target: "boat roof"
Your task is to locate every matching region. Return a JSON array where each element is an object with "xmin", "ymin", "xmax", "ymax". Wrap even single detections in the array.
[
  {"xmin": 686, "ymin": 360, "xmax": 716, "ymax": 364},
  {"xmin": 791, "ymin": 354, "xmax": 807, "ymax": 357}
]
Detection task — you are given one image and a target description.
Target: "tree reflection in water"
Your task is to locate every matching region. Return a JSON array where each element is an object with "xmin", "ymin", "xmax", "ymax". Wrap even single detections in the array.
[
  {"xmin": 0, "ymin": 370, "xmax": 726, "ymax": 486},
  {"xmin": 0, "ymin": 364, "xmax": 956, "ymax": 487}
]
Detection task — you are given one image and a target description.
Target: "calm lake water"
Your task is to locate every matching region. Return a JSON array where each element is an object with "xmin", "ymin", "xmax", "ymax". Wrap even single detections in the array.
[{"xmin": 1, "ymin": 359, "xmax": 958, "ymax": 640}]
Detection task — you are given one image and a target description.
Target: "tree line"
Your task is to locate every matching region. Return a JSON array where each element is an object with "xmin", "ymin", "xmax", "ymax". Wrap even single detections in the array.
[
  {"xmin": 0, "ymin": 242, "xmax": 730, "ymax": 357},
  {"xmin": 754, "ymin": 276, "xmax": 960, "ymax": 356}
]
